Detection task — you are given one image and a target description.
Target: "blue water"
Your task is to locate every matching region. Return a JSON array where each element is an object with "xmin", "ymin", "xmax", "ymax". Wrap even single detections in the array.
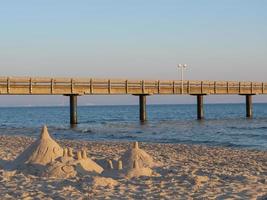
[{"xmin": 1, "ymin": 104, "xmax": 267, "ymax": 150}]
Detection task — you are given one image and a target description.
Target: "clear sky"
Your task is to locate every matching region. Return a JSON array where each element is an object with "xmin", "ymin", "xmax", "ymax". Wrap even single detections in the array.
[{"xmin": 0, "ymin": 1, "xmax": 267, "ymax": 106}]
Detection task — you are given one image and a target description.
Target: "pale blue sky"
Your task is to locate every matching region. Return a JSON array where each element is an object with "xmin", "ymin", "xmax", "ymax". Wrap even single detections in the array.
[{"xmin": 0, "ymin": 1, "xmax": 267, "ymax": 105}]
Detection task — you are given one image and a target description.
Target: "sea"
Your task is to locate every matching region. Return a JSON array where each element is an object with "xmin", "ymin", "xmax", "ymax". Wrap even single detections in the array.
[{"xmin": 0, "ymin": 103, "xmax": 267, "ymax": 150}]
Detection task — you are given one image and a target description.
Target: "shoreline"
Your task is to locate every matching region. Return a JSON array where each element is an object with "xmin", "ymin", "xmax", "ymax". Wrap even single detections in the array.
[{"xmin": 0, "ymin": 134, "xmax": 267, "ymax": 199}]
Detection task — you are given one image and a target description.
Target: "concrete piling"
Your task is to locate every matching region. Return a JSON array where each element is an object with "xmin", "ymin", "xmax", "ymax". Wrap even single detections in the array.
[
  {"xmin": 70, "ymin": 95, "xmax": 78, "ymax": 124},
  {"xmin": 197, "ymin": 95, "xmax": 204, "ymax": 120},
  {"xmin": 139, "ymin": 95, "xmax": 147, "ymax": 122},
  {"xmin": 246, "ymin": 95, "xmax": 253, "ymax": 118}
]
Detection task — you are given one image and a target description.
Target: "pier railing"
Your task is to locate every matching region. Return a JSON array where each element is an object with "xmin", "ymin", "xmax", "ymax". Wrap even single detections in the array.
[{"xmin": 0, "ymin": 77, "xmax": 265, "ymax": 95}]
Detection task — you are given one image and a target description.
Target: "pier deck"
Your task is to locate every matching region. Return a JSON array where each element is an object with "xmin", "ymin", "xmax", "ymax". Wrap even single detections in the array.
[{"xmin": 0, "ymin": 77, "xmax": 264, "ymax": 124}]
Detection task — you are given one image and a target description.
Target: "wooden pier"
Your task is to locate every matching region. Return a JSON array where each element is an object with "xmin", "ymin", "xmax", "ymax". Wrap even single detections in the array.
[{"xmin": 0, "ymin": 76, "xmax": 264, "ymax": 124}]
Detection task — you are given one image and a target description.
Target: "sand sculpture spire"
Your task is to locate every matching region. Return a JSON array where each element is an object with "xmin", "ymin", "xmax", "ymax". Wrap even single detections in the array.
[
  {"xmin": 77, "ymin": 151, "xmax": 82, "ymax": 160},
  {"xmin": 68, "ymin": 148, "xmax": 74, "ymax": 157},
  {"xmin": 63, "ymin": 148, "xmax": 68, "ymax": 157},
  {"xmin": 82, "ymin": 149, "xmax": 87, "ymax": 159},
  {"xmin": 40, "ymin": 125, "xmax": 50, "ymax": 139},
  {"xmin": 11, "ymin": 125, "xmax": 63, "ymax": 169},
  {"xmin": 133, "ymin": 141, "xmax": 139, "ymax": 149},
  {"xmin": 108, "ymin": 160, "xmax": 114, "ymax": 169},
  {"xmin": 118, "ymin": 160, "xmax": 123, "ymax": 170}
]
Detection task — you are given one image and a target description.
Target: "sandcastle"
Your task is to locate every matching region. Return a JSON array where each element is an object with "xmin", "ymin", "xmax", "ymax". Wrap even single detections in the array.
[
  {"xmin": 7, "ymin": 126, "xmax": 160, "ymax": 180},
  {"xmin": 121, "ymin": 141, "xmax": 157, "ymax": 168},
  {"xmin": 43, "ymin": 147, "xmax": 104, "ymax": 178},
  {"xmin": 59, "ymin": 147, "xmax": 75, "ymax": 163},
  {"xmin": 10, "ymin": 126, "xmax": 63, "ymax": 170},
  {"xmin": 43, "ymin": 160, "xmax": 77, "ymax": 179},
  {"xmin": 121, "ymin": 142, "xmax": 156, "ymax": 178},
  {"xmin": 7, "ymin": 125, "xmax": 104, "ymax": 178},
  {"xmin": 43, "ymin": 147, "xmax": 76, "ymax": 178},
  {"xmin": 103, "ymin": 142, "xmax": 158, "ymax": 178}
]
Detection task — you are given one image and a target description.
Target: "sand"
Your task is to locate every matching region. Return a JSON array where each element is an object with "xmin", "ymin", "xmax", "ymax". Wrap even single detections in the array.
[{"xmin": 1, "ymin": 134, "xmax": 267, "ymax": 199}]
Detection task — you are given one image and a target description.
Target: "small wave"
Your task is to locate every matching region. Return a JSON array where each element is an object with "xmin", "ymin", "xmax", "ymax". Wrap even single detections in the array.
[
  {"xmin": 148, "ymin": 138, "xmax": 256, "ymax": 149},
  {"xmin": 80, "ymin": 129, "xmax": 93, "ymax": 133},
  {"xmin": 82, "ymin": 120, "xmax": 98, "ymax": 123},
  {"xmin": 229, "ymin": 126, "xmax": 267, "ymax": 131},
  {"xmin": 0, "ymin": 124, "xmax": 7, "ymax": 127},
  {"xmin": 135, "ymin": 130, "xmax": 143, "ymax": 134},
  {"xmin": 51, "ymin": 126, "xmax": 70, "ymax": 131},
  {"xmin": 220, "ymin": 132, "xmax": 261, "ymax": 139},
  {"xmin": 108, "ymin": 134, "xmax": 137, "ymax": 140}
]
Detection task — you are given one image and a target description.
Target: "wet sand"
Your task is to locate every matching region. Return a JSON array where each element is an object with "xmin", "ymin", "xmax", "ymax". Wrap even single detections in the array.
[{"xmin": 0, "ymin": 135, "xmax": 267, "ymax": 199}]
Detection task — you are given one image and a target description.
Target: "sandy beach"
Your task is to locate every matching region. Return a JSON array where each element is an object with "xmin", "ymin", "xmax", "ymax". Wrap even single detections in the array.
[{"xmin": 0, "ymin": 133, "xmax": 267, "ymax": 200}]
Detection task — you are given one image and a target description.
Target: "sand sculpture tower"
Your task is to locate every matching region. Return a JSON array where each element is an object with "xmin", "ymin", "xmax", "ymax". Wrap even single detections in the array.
[{"xmin": 11, "ymin": 125, "xmax": 63, "ymax": 168}]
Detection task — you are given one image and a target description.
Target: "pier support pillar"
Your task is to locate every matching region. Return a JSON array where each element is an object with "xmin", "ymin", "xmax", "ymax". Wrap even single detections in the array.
[
  {"xmin": 69, "ymin": 95, "xmax": 78, "ymax": 124},
  {"xmin": 139, "ymin": 95, "xmax": 147, "ymax": 122},
  {"xmin": 197, "ymin": 95, "xmax": 204, "ymax": 120},
  {"xmin": 246, "ymin": 95, "xmax": 253, "ymax": 118}
]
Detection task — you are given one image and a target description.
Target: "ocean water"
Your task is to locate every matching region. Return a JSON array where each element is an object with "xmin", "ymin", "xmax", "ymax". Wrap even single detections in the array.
[{"xmin": 1, "ymin": 104, "xmax": 267, "ymax": 150}]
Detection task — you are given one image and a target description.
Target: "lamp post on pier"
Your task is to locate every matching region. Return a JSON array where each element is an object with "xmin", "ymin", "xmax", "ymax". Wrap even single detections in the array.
[{"xmin": 177, "ymin": 64, "xmax": 187, "ymax": 94}]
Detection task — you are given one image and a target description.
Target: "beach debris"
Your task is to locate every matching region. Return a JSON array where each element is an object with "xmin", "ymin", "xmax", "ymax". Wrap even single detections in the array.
[{"xmin": 10, "ymin": 125, "xmax": 63, "ymax": 169}]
